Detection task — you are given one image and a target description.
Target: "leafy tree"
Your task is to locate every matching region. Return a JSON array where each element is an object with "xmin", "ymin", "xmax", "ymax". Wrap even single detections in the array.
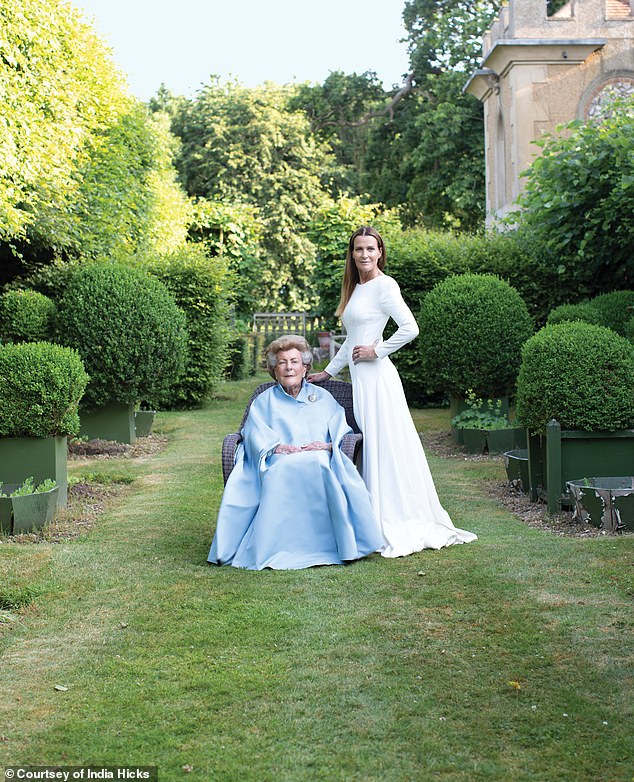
[
  {"xmin": 364, "ymin": 71, "xmax": 486, "ymax": 230},
  {"xmin": 68, "ymin": 106, "xmax": 190, "ymax": 260},
  {"xmin": 187, "ymin": 198, "xmax": 262, "ymax": 316},
  {"xmin": 0, "ymin": 0, "xmax": 128, "ymax": 247},
  {"xmin": 403, "ymin": 0, "xmax": 503, "ymax": 74},
  {"xmin": 513, "ymin": 100, "xmax": 634, "ymax": 294},
  {"xmin": 289, "ymin": 71, "xmax": 391, "ymax": 196},
  {"xmin": 172, "ymin": 80, "xmax": 332, "ymax": 311},
  {"xmin": 363, "ymin": 0, "xmax": 503, "ymax": 230},
  {"xmin": 0, "ymin": 1, "xmax": 190, "ymax": 285}
]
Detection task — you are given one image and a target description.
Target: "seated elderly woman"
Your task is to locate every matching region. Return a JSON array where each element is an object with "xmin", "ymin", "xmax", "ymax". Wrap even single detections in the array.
[{"xmin": 208, "ymin": 335, "xmax": 383, "ymax": 570}]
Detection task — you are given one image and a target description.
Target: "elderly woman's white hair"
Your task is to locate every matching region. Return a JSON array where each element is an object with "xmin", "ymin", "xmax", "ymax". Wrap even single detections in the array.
[{"xmin": 265, "ymin": 335, "xmax": 313, "ymax": 379}]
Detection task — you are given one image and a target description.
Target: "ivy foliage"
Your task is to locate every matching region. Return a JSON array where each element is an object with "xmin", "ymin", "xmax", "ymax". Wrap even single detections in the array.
[
  {"xmin": 515, "ymin": 322, "xmax": 634, "ymax": 433},
  {"xmin": 0, "ymin": 341, "xmax": 88, "ymax": 437},
  {"xmin": 55, "ymin": 263, "xmax": 188, "ymax": 409}
]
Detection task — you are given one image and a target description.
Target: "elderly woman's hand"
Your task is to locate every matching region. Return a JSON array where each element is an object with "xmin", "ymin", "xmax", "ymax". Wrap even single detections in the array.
[
  {"xmin": 301, "ymin": 441, "xmax": 332, "ymax": 451},
  {"xmin": 274, "ymin": 443, "xmax": 303, "ymax": 454}
]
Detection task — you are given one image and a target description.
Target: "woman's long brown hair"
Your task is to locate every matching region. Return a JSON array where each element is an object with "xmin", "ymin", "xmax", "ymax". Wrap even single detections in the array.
[{"xmin": 335, "ymin": 226, "xmax": 386, "ymax": 317}]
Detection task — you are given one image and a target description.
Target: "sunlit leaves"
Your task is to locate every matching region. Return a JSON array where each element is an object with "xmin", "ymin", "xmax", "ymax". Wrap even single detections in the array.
[{"xmin": 515, "ymin": 99, "xmax": 634, "ymax": 293}]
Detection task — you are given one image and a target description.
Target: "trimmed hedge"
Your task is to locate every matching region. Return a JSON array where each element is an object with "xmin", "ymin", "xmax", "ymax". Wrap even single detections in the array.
[
  {"xmin": 141, "ymin": 245, "xmax": 234, "ymax": 408},
  {"xmin": 589, "ymin": 290, "xmax": 634, "ymax": 337},
  {"xmin": 56, "ymin": 263, "xmax": 188, "ymax": 409},
  {"xmin": 224, "ymin": 332, "xmax": 253, "ymax": 381},
  {"xmin": 0, "ymin": 341, "xmax": 89, "ymax": 437},
  {"xmin": 418, "ymin": 273, "xmax": 534, "ymax": 399},
  {"xmin": 546, "ymin": 302, "xmax": 602, "ymax": 327},
  {"xmin": 0, "ymin": 289, "xmax": 56, "ymax": 343},
  {"xmin": 515, "ymin": 321, "xmax": 634, "ymax": 433}
]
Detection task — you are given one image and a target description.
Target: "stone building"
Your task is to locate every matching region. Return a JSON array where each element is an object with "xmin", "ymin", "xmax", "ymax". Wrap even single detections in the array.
[{"xmin": 465, "ymin": 0, "xmax": 634, "ymax": 225}]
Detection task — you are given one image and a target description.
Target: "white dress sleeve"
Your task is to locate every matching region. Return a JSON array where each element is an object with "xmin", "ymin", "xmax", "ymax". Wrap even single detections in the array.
[
  {"xmin": 374, "ymin": 276, "xmax": 419, "ymax": 359},
  {"xmin": 324, "ymin": 335, "xmax": 350, "ymax": 378}
]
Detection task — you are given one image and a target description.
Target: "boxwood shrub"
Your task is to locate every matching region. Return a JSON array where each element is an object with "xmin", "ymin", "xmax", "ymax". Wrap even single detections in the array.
[
  {"xmin": 141, "ymin": 245, "xmax": 234, "ymax": 408},
  {"xmin": 546, "ymin": 302, "xmax": 602, "ymax": 326},
  {"xmin": 589, "ymin": 290, "xmax": 634, "ymax": 337},
  {"xmin": 0, "ymin": 341, "xmax": 89, "ymax": 437},
  {"xmin": 0, "ymin": 289, "xmax": 56, "ymax": 343},
  {"xmin": 515, "ymin": 321, "xmax": 634, "ymax": 433},
  {"xmin": 56, "ymin": 263, "xmax": 188, "ymax": 409},
  {"xmin": 418, "ymin": 273, "xmax": 534, "ymax": 399}
]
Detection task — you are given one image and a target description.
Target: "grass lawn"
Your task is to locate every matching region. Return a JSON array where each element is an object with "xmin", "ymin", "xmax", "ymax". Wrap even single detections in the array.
[{"xmin": 1, "ymin": 375, "xmax": 632, "ymax": 781}]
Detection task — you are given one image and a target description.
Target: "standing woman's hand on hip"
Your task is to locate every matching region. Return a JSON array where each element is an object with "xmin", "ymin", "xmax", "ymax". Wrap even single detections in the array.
[{"xmin": 352, "ymin": 344, "xmax": 378, "ymax": 363}]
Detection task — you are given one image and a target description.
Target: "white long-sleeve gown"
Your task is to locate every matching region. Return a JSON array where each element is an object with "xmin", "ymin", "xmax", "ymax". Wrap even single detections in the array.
[{"xmin": 325, "ymin": 274, "xmax": 477, "ymax": 557}]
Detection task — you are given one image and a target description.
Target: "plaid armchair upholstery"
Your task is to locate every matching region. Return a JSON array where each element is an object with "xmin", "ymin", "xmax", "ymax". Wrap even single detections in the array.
[{"xmin": 221, "ymin": 379, "xmax": 363, "ymax": 484}]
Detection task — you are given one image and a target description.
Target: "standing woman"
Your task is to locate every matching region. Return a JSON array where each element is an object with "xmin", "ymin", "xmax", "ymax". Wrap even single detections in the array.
[{"xmin": 309, "ymin": 226, "xmax": 477, "ymax": 557}]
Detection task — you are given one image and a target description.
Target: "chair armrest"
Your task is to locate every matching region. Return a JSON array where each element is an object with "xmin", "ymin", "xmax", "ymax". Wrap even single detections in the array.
[
  {"xmin": 222, "ymin": 433, "xmax": 242, "ymax": 484},
  {"xmin": 340, "ymin": 432, "xmax": 363, "ymax": 464}
]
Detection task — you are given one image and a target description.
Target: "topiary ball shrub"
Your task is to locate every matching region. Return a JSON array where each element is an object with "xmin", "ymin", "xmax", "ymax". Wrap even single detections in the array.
[
  {"xmin": 0, "ymin": 342, "xmax": 89, "ymax": 437},
  {"xmin": 419, "ymin": 273, "xmax": 534, "ymax": 398},
  {"xmin": 546, "ymin": 302, "xmax": 602, "ymax": 327},
  {"xmin": 56, "ymin": 263, "xmax": 188, "ymax": 409},
  {"xmin": 589, "ymin": 290, "xmax": 634, "ymax": 337},
  {"xmin": 0, "ymin": 289, "xmax": 56, "ymax": 343},
  {"xmin": 515, "ymin": 321, "xmax": 634, "ymax": 434}
]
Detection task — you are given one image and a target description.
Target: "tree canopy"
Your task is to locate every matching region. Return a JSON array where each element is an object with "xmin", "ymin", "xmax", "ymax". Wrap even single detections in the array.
[
  {"xmin": 0, "ymin": 0, "xmax": 190, "ymax": 285},
  {"xmin": 171, "ymin": 80, "xmax": 332, "ymax": 311}
]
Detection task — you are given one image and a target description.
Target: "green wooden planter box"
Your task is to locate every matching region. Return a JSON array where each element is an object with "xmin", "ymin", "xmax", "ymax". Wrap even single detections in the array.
[
  {"xmin": 451, "ymin": 426, "xmax": 464, "ymax": 445},
  {"xmin": 80, "ymin": 402, "xmax": 136, "ymax": 444},
  {"xmin": 0, "ymin": 484, "xmax": 59, "ymax": 535},
  {"xmin": 462, "ymin": 428, "xmax": 487, "ymax": 453},
  {"xmin": 458, "ymin": 426, "xmax": 526, "ymax": 454},
  {"xmin": 486, "ymin": 427, "xmax": 526, "ymax": 454},
  {"xmin": 134, "ymin": 410, "xmax": 156, "ymax": 437},
  {"xmin": 0, "ymin": 436, "xmax": 67, "ymax": 508},
  {"xmin": 567, "ymin": 477, "xmax": 634, "ymax": 532},
  {"xmin": 503, "ymin": 449, "xmax": 529, "ymax": 493},
  {"xmin": 527, "ymin": 420, "xmax": 634, "ymax": 513}
]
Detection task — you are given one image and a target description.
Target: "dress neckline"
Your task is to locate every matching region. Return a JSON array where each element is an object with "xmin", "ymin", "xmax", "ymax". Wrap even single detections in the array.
[{"xmin": 357, "ymin": 273, "xmax": 384, "ymax": 286}]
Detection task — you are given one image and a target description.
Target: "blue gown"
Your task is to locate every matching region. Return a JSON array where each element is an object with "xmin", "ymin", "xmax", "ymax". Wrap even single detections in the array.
[{"xmin": 208, "ymin": 381, "xmax": 383, "ymax": 570}]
